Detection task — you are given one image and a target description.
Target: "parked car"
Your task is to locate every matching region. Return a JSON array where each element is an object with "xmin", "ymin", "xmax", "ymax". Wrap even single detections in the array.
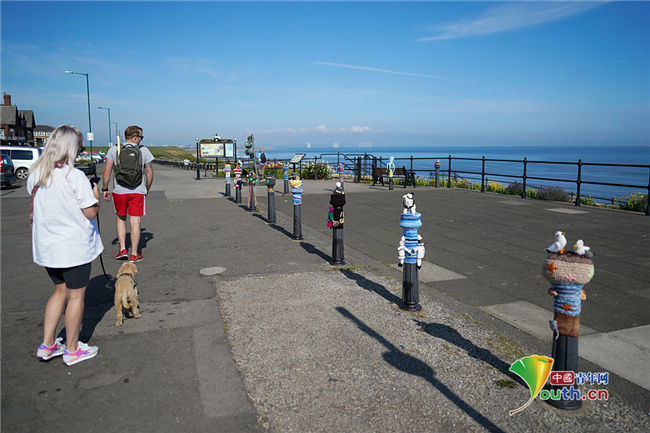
[
  {"xmin": 0, "ymin": 146, "xmax": 42, "ymax": 180},
  {"xmin": 1, "ymin": 154, "xmax": 17, "ymax": 186}
]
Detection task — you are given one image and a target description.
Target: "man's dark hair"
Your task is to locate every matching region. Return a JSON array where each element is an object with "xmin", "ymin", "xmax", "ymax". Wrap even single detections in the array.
[{"xmin": 124, "ymin": 125, "xmax": 143, "ymax": 139}]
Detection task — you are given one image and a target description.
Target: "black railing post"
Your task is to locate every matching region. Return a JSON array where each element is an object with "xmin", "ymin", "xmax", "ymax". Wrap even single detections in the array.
[
  {"xmin": 522, "ymin": 157, "xmax": 527, "ymax": 199},
  {"xmin": 447, "ymin": 155, "xmax": 452, "ymax": 188},
  {"xmin": 576, "ymin": 159, "xmax": 582, "ymax": 207},
  {"xmin": 646, "ymin": 165, "xmax": 649, "ymax": 216},
  {"xmin": 372, "ymin": 157, "xmax": 377, "ymax": 186},
  {"xmin": 481, "ymin": 156, "xmax": 485, "ymax": 193},
  {"xmin": 410, "ymin": 155, "xmax": 413, "ymax": 173}
]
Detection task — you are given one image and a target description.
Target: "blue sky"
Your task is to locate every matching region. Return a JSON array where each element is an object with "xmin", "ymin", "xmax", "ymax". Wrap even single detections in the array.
[{"xmin": 2, "ymin": 1, "xmax": 648, "ymax": 152}]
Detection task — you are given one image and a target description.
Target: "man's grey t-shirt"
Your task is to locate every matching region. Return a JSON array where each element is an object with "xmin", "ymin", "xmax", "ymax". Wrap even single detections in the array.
[{"xmin": 106, "ymin": 143, "xmax": 154, "ymax": 195}]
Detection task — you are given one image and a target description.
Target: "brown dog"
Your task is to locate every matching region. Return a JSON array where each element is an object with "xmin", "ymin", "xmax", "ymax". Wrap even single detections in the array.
[{"xmin": 114, "ymin": 261, "xmax": 141, "ymax": 326}]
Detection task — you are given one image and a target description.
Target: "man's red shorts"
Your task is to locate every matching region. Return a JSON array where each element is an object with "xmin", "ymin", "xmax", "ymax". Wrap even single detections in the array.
[{"xmin": 112, "ymin": 193, "xmax": 146, "ymax": 217}]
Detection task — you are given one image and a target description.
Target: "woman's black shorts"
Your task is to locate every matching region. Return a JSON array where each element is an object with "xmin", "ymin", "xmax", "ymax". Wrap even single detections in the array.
[{"xmin": 45, "ymin": 263, "xmax": 92, "ymax": 289}]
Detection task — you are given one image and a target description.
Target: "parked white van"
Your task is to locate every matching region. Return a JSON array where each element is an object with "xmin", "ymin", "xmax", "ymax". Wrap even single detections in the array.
[{"xmin": 0, "ymin": 146, "xmax": 42, "ymax": 180}]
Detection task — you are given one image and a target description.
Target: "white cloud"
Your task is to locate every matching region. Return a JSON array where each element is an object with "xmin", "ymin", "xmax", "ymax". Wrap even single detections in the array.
[
  {"xmin": 315, "ymin": 61, "xmax": 465, "ymax": 82},
  {"xmin": 419, "ymin": 2, "xmax": 601, "ymax": 42},
  {"xmin": 166, "ymin": 56, "xmax": 221, "ymax": 78},
  {"xmin": 257, "ymin": 125, "xmax": 373, "ymax": 135}
]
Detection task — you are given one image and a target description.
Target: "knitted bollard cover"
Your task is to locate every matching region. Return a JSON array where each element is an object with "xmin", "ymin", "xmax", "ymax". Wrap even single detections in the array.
[
  {"xmin": 399, "ymin": 213, "xmax": 422, "ymax": 264},
  {"xmin": 329, "ymin": 193, "xmax": 346, "ymax": 228},
  {"xmin": 542, "ymin": 253, "xmax": 594, "ymax": 337}
]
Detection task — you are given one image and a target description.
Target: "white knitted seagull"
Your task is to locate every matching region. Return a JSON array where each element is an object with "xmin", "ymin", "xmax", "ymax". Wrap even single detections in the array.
[
  {"xmin": 572, "ymin": 239, "xmax": 593, "ymax": 257},
  {"xmin": 546, "ymin": 231, "xmax": 567, "ymax": 253}
]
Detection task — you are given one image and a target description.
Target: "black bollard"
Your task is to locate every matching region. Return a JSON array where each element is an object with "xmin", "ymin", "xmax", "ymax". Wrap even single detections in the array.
[
  {"xmin": 402, "ymin": 263, "xmax": 420, "ymax": 311},
  {"xmin": 266, "ymin": 177, "xmax": 276, "ymax": 223},
  {"xmin": 329, "ymin": 183, "xmax": 346, "ymax": 265},
  {"xmin": 291, "ymin": 179, "xmax": 303, "ymax": 240},
  {"xmin": 235, "ymin": 179, "xmax": 242, "ymax": 203},
  {"xmin": 224, "ymin": 164, "xmax": 231, "ymax": 197},
  {"xmin": 547, "ymin": 334, "xmax": 581, "ymax": 409},
  {"xmin": 389, "ymin": 177, "xmax": 394, "ymax": 190},
  {"xmin": 398, "ymin": 197, "xmax": 423, "ymax": 311},
  {"xmin": 542, "ymin": 249, "xmax": 594, "ymax": 410}
]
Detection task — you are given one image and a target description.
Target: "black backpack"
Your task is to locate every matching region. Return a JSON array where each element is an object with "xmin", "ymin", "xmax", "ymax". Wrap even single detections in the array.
[{"xmin": 115, "ymin": 144, "xmax": 143, "ymax": 187}]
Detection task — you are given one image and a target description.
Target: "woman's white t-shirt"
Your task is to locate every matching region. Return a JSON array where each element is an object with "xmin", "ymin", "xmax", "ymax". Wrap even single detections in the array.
[{"xmin": 27, "ymin": 166, "xmax": 104, "ymax": 268}]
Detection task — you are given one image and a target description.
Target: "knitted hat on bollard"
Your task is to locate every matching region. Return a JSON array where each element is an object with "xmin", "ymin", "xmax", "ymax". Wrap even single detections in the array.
[{"xmin": 542, "ymin": 252, "xmax": 594, "ymax": 337}]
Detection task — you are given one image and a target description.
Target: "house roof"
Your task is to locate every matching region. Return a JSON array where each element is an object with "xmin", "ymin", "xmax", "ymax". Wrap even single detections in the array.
[
  {"xmin": 35, "ymin": 125, "xmax": 55, "ymax": 133},
  {"xmin": 0, "ymin": 105, "xmax": 18, "ymax": 125},
  {"xmin": 19, "ymin": 110, "xmax": 35, "ymax": 128}
]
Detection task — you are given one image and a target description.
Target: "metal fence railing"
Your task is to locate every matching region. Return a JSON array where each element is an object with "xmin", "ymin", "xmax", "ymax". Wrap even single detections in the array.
[{"xmin": 154, "ymin": 152, "xmax": 650, "ymax": 215}]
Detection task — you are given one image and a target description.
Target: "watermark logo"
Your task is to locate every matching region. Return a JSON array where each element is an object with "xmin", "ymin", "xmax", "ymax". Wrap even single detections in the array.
[
  {"xmin": 508, "ymin": 355, "xmax": 554, "ymax": 416},
  {"xmin": 508, "ymin": 357, "xmax": 610, "ymax": 415}
]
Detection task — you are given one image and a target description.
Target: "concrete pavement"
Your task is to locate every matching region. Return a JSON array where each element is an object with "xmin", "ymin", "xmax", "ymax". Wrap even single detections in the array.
[{"xmin": 1, "ymin": 164, "xmax": 648, "ymax": 432}]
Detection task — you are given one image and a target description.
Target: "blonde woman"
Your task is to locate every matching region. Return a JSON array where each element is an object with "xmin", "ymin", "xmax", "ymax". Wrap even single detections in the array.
[{"xmin": 27, "ymin": 125, "xmax": 103, "ymax": 366}]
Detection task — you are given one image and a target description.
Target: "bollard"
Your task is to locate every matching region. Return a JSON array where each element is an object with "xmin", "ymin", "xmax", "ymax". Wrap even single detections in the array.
[
  {"xmin": 266, "ymin": 176, "xmax": 276, "ymax": 223},
  {"xmin": 434, "ymin": 160, "xmax": 440, "ymax": 188},
  {"xmin": 398, "ymin": 192, "xmax": 424, "ymax": 311},
  {"xmin": 283, "ymin": 164, "xmax": 289, "ymax": 194},
  {"xmin": 328, "ymin": 182, "xmax": 346, "ymax": 265},
  {"xmin": 542, "ymin": 236, "xmax": 594, "ymax": 410},
  {"xmin": 224, "ymin": 164, "xmax": 231, "ymax": 196},
  {"xmin": 387, "ymin": 156, "xmax": 396, "ymax": 190},
  {"xmin": 247, "ymin": 171, "xmax": 258, "ymax": 212},
  {"xmin": 290, "ymin": 176, "xmax": 303, "ymax": 240},
  {"xmin": 234, "ymin": 161, "xmax": 243, "ymax": 203},
  {"xmin": 338, "ymin": 162, "xmax": 345, "ymax": 190}
]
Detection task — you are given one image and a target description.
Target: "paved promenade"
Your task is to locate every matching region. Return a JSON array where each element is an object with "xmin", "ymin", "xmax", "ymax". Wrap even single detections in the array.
[{"xmin": 1, "ymin": 164, "xmax": 648, "ymax": 432}]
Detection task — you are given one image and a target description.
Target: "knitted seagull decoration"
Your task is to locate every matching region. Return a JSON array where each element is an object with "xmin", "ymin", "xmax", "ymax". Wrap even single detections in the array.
[
  {"xmin": 572, "ymin": 239, "xmax": 594, "ymax": 258},
  {"xmin": 546, "ymin": 231, "xmax": 567, "ymax": 254}
]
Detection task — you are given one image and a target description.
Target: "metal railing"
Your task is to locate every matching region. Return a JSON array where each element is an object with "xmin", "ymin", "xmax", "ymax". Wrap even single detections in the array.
[{"xmin": 154, "ymin": 152, "xmax": 650, "ymax": 215}]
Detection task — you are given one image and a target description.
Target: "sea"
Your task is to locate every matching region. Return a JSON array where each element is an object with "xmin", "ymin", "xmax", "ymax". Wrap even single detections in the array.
[{"xmin": 265, "ymin": 145, "xmax": 649, "ymax": 203}]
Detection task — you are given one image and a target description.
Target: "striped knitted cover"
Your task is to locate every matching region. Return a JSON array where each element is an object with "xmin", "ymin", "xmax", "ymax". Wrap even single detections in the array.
[
  {"xmin": 291, "ymin": 187, "xmax": 303, "ymax": 205},
  {"xmin": 399, "ymin": 213, "xmax": 422, "ymax": 264}
]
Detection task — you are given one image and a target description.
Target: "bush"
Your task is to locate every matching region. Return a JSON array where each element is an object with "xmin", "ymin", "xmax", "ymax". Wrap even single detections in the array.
[
  {"xmin": 536, "ymin": 186, "xmax": 570, "ymax": 202},
  {"xmin": 506, "ymin": 182, "xmax": 524, "ymax": 196},
  {"xmin": 526, "ymin": 188, "xmax": 537, "ymax": 199},
  {"xmin": 486, "ymin": 181, "xmax": 506, "ymax": 194},
  {"xmin": 619, "ymin": 193, "xmax": 647, "ymax": 212},
  {"xmin": 299, "ymin": 163, "xmax": 331, "ymax": 179},
  {"xmin": 456, "ymin": 179, "xmax": 472, "ymax": 189},
  {"xmin": 580, "ymin": 195, "xmax": 596, "ymax": 206}
]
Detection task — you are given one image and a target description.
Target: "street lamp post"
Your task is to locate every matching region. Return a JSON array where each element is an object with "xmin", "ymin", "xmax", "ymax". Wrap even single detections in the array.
[
  {"xmin": 65, "ymin": 70, "xmax": 93, "ymax": 154},
  {"xmin": 111, "ymin": 122, "xmax": 119, "ymax": 144},
  {"xmin": 98, "ymin": 106, "xmax": 111, "ymax": 147}
]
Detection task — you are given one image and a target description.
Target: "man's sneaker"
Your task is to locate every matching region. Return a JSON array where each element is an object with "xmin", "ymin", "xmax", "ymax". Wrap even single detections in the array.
[
  {"xmin": 129, "ymin": 253, "xmax": 143, "ymax": 262},
  {"xmin": 115, "ymin": 249, "xmax": 128, "ymax": 260},
  {"xmin": 36, "ymin": 337, "xmax": 66, "ymax": 361},
  {"xmin": 63, "ymin": 342, "xmax": 98, "ymax": 366}
]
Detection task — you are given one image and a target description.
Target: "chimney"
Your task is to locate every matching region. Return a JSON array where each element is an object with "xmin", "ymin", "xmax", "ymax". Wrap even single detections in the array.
[{"xmin": 3, "ymin": 93, "xmax": 11, "ymax": 106}]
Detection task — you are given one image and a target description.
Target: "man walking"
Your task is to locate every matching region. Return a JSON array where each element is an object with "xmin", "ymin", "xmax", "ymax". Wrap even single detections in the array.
[{"xmin": 101, "ymin": 125, "xmax": 154, "ymax": 262}]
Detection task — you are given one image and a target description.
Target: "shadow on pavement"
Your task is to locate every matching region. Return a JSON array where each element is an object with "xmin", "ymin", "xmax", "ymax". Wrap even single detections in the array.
[
  {"xmin": 56, "ymin": 274, "xmax": 115, "ymax": 344},
  {"xmin": 336, "ymin": 307, "xmax": 505, "ymax": 433},
  {"xmin": 299, "ymin": 242, "xmax": 331, "ymax": 263},
  {"xmin": 413, "ymin": 320, "xmax": 524, "ymax": 387},
  {"xmin": 268, "ymin": 223, "xmax": 294, "ymax": 239},
  {"xmin": 339, "ymin": 269, "xmax": 402, "ymax": 305},
  {"xmin": 110, "ymin": 229, "xmax": 154, "ymax": 251}
]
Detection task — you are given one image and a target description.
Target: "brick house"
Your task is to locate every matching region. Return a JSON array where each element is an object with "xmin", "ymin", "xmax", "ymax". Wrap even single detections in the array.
[
  {"xmin": 0, "ymin": 93, "xmax": 36, "ymax": 146},
  {"xmin": 34, "ymin": 125, "xmax": 55, "ymax": 146}
]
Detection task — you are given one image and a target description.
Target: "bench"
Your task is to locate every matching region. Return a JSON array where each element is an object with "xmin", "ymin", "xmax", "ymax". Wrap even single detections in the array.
[{"xmin": 372, "ymin": 166, "xmax": 416, "ymax": 188}]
